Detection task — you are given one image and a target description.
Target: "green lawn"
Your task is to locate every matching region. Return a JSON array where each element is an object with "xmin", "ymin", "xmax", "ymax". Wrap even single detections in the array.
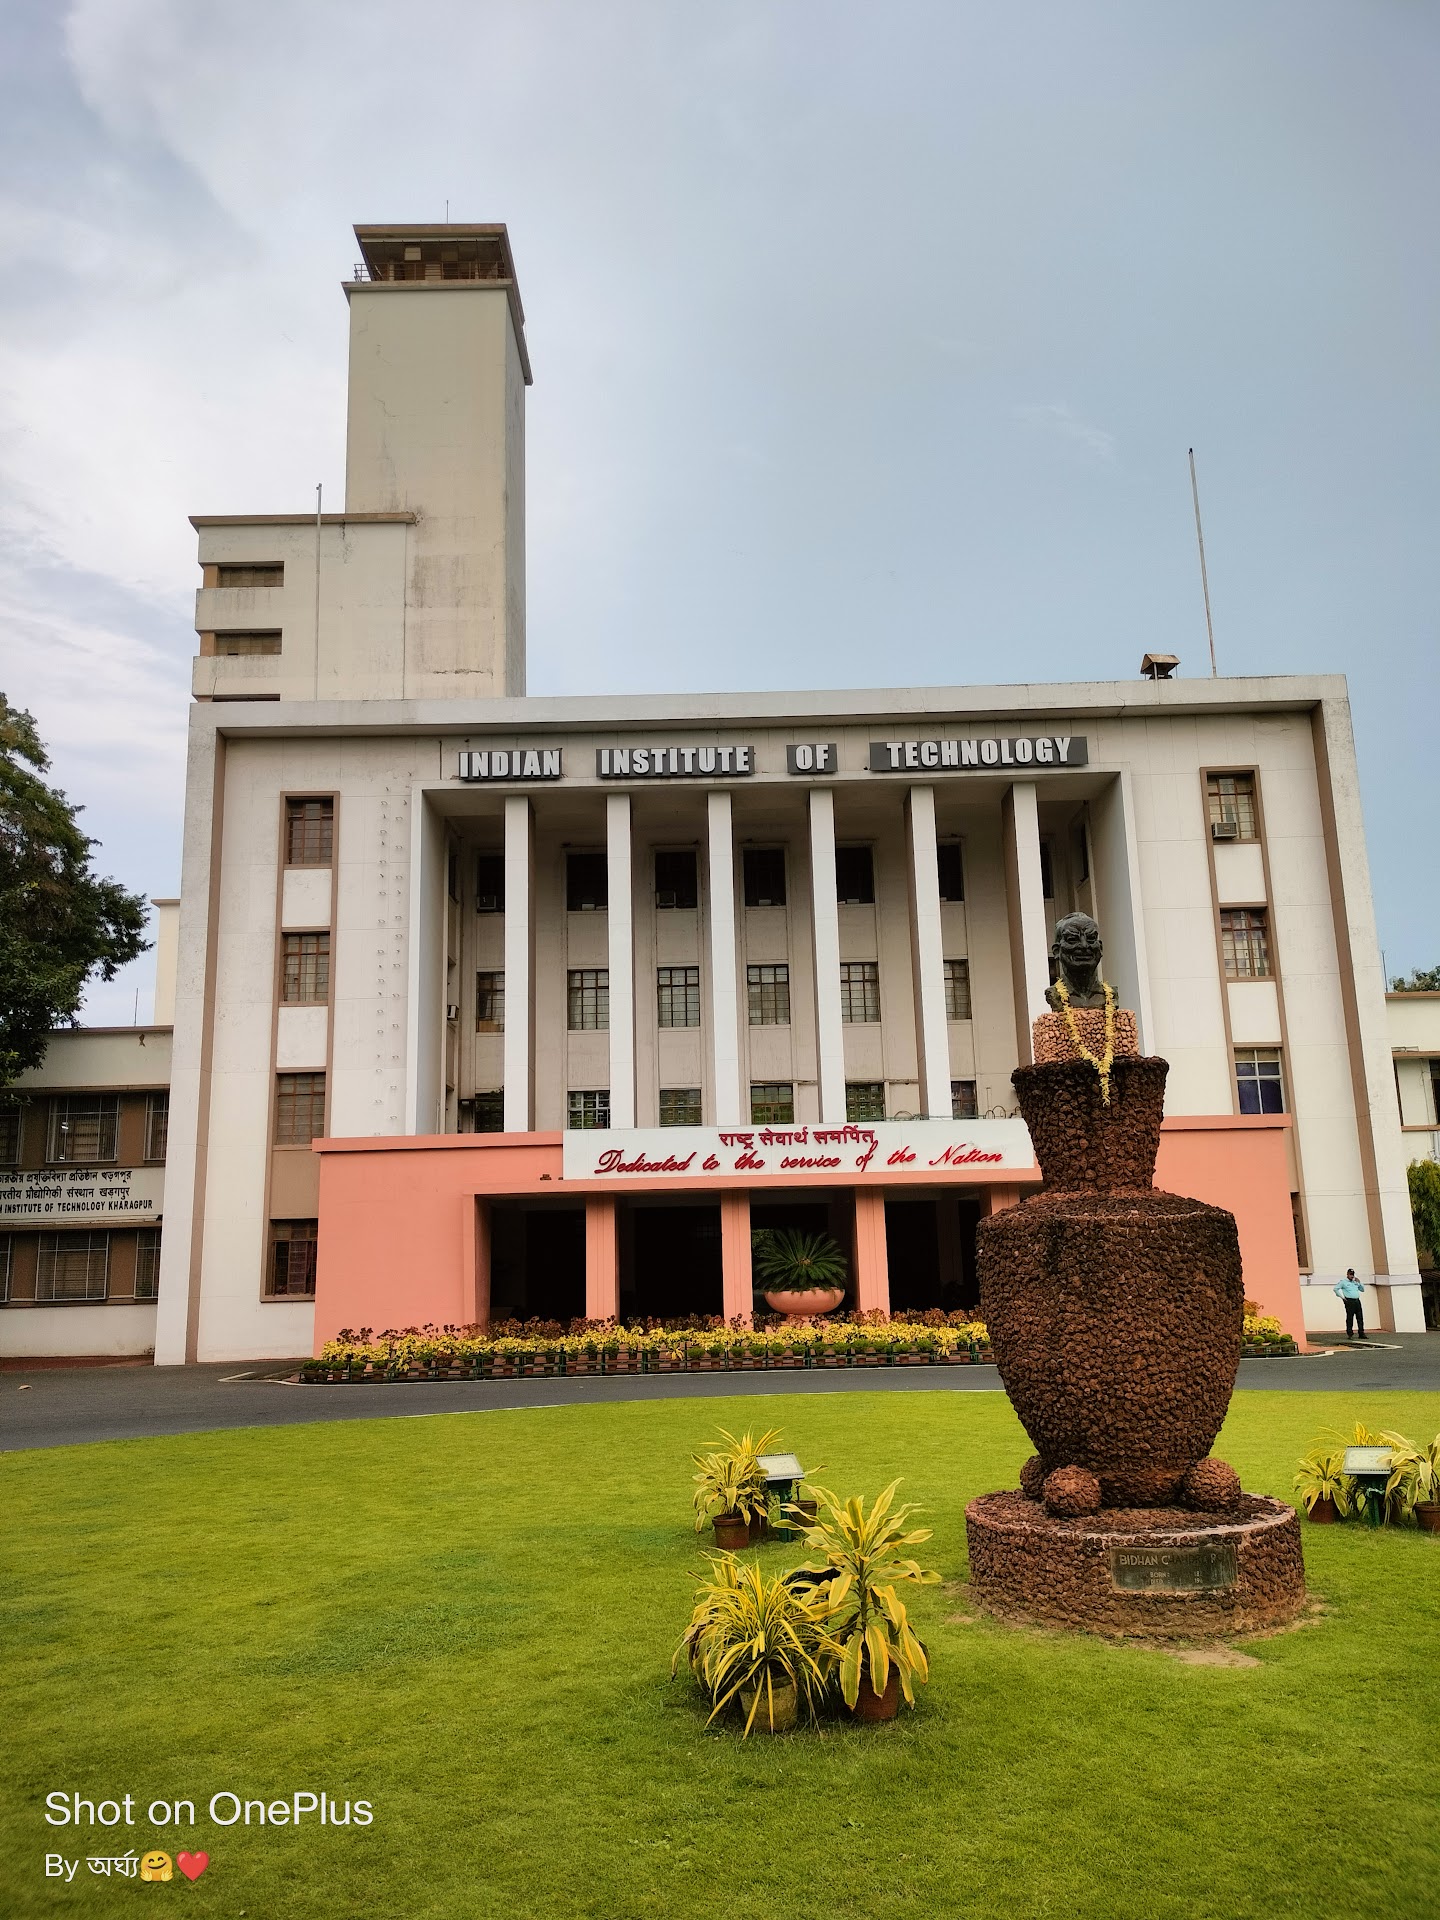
[{"xmin": 5, "ymin": 1389, "xmax": 1440, "ymax": 1920}]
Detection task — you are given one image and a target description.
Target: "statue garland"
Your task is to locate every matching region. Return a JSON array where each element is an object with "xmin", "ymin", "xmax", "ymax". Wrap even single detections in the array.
[{"xmin": 1054, "ymin": 977, "xmax": 1117, "ymax": 1105}]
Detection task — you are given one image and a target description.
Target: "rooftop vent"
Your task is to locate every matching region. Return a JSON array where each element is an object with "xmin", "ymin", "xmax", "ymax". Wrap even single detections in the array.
[{"xmin": 1140, "ymin": 653, "xmax": 1180, "ymax": 680}]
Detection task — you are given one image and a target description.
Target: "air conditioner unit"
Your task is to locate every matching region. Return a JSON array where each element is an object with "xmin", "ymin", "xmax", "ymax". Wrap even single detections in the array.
[
  {"xmin": 476, "ymin": 894, "xmax": 501, "ymax": 912},
  {"xmin": 1211, "ymin": 820, "xmax": 1240, "ymax": 842},
  {"xmin": 446, "ymin": 1003, "xmax": 460, "ymax": 1022},
  {"xmin": 656, "ymin": 890, "xmax": 677, "ymax": 909}
]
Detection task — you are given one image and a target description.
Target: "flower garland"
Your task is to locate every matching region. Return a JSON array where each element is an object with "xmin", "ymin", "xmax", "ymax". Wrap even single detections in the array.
[{"xmin": 1054, "ymin": 977, "xmax": 1117, "ymax": 1105}]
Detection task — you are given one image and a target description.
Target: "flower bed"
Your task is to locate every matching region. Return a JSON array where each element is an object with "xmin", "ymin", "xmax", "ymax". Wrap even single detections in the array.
[
  {"xmin": 1240, "ymin": 1308, "xmax": 1300, "ymax": 1359},
  {"xmin": 300, "ymin": 1313, "xmax": 994, "ymax": 1383}
]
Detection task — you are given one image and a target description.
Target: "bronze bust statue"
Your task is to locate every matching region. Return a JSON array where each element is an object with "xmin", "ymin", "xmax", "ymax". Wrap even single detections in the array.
[{"xmin": 1045, "ymin": 911, "xmax": 1108, "ymax": 1009}]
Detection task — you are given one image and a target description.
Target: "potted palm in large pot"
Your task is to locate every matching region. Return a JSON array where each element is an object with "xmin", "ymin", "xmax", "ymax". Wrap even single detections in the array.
[
  {"xmin": 754, "ymin": 1228, "xmax": 849, "ymax": 1319},
  {"xmin": 787, "ymin": 1480, "xmax": 939, "ymax": 1721},
  {"xmin": 675, "ymin": 1555, "xmax": 836, "ymax": 1734}
]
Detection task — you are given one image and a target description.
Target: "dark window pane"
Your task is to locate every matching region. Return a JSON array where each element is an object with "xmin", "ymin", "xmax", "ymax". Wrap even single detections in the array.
[
  {"xmin": 48, "ymin": 1097, "xmax": 119, "ymax": 1163},
  {"xmin": 1039, "ymin": 841, "xmax": 1054, "ymax": 900},
  {"xmin": 567, "ymin": 852, "xmax": 608, "ymax": 911},
  {"xmin": 743, "ymin": 848, "xmax": 786, "ymax": 908},
  {"xmin": 835, "ymin": 846, "xmax": 874, "ymax": 904},
  {"xmin": 474, "ymin": 1092, "xmax": 505, "ymax": 1133},
  {"xmin": 475, "ymin": 853, "xmax": 505, "ymax": 913},
  {"xmin": 1207, "ymin": 773, "xmax": 1259, "ymax": 840},
  {"xmin": 567, "ymin": 1090, "xmax": 611, "ymax": 1129},
  {"xmin": 268, "ymin": 1220, "xmax": 318, "ymax": 1297},
  {"xmin": 747, "ymin": 963, "xmax": 790, "ymax": 1027},
  {"xmin": 944, "ymin": 959, "xmax": 971, "ymax": 1021},
  {"xmin": 657, "ymin": 966, "xmax": 701, "ymax": 1028},
  {"xmin": 937, "ymin": 842, "xmax": 965, "ymax": 902},
  {"xmin": 281, "ymin": 932, "xmax": 330, "ymax": 1004},
  {"xmin": 476, "ymin": 971, "xmax": 505, "ymax": 1031},
  {"xmin": 840, "ymin": 961, "xmax": 880, "ymax": 1023},
  {"xmin": 145, "ymin": 1094, "xmax": 169, "ymax": 1162},
  {"xmin": 846, "ymin": 1082, "xmax": 885, "ymax": 1121},
  {"xmin": 659, "ymin": 1087, "xmax": 702, "ymax": 1127},
  {"xmin": 568, "ymin": 969, "xmax": 609, "ymax": 1031},
  {"xmin": 951, "ymin": 1080, "xmax": 978, "ymax": 1120},
  {"xmin": 655, "ymin": 849, "xmax": 698, "ymax": 909}
]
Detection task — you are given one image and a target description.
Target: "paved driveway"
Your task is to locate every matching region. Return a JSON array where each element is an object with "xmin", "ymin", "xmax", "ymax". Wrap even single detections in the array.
[{"xmin": 2, "ymin": 1335, "xmax": 1435, "ymax": 1452}]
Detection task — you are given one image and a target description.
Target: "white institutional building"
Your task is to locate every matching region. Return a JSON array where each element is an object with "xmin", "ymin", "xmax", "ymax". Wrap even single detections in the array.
[{"xmin": 0, "ymin": 225, "xmax": 1425, "ymax": 1361}]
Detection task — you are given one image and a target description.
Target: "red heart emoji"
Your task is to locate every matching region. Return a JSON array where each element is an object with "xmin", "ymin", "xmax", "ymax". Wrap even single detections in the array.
[{"xmin": 176, "ymin": 1853, "xmax": 209, "ymax": 1881}]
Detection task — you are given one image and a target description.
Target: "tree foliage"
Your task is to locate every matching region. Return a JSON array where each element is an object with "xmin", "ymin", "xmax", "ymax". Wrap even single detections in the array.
[
  {"xmin": 0, "ymin": 694, "xmax": 150, "ymax": 1086},
  {"xmin": 1390, "ymin": 965, "xmax": 1440, "ymax": 992},
  {"xmin": 1409, "ymin": 1160, "xmax": 1440, "ymax": 1270}
]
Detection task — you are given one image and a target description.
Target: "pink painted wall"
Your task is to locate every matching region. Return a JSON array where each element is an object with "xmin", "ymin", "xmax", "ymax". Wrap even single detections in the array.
[{"xmin": 1156, "ymin": 1116, "xmax": 1303, "ymax": 1334}]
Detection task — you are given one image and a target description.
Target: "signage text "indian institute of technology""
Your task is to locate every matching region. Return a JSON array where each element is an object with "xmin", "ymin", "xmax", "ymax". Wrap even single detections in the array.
[{"xmin": 456, "ymin": 735, "xmax": 1087, "ymax": 783}]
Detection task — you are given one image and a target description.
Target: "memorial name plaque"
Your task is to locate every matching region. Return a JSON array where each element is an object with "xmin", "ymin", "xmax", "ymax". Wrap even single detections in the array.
[{"xmin": 1108, "ymin": 1544, "xmax": 1238, "ymax": 1593}]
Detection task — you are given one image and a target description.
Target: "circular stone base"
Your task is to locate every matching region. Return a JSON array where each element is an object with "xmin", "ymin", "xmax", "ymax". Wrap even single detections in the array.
[{"xmin": 965, "ymin": 1490, "xmax": 1305, "ymax": 1639}]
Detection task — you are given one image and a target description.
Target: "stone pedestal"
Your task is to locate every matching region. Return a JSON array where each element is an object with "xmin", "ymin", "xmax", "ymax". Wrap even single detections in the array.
[{"xmin": 966, "ymin": 1492, "xmax": 1305, "ymax": 1638}]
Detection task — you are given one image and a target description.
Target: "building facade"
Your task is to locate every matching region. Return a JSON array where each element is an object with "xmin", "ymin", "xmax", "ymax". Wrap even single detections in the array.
[{"xmin": 1, "ymin": 224, "xmax": 1423, "ymax": 1364}]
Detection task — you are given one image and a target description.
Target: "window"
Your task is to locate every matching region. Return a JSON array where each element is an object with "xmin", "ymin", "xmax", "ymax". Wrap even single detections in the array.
[
  {"xmin": 216, "ymin": 563, "xmax": 283, "ymax": 589},
  {"xmin": 1236, "ymin": 1049, "xmax": 1285, "ymax": 1115},
  {"xmin": 952, "ymin": 1080, "xmax": 979, "ymax": 1120},
  {"xmin": 1220, "ymin": 908, "xmax": 1271, "ymax": 979},
  {"xmin": 286, "ymin": 797, "xmax": 334, "ymax": 867},
  {"xmin": 475, "ymin": 853, "xmax": 505, "ymax": 912},
  {"xmin": 48, "ymin": 1096, "xmax": 118, "ymax": 1164},
  {"xmin": 476, "ymin": 971, "xmax": 505, "ymax": 1032},
  {"xmin": 660, "ymin": 1087, "xmax": 702, "ymax": 1127},
  {"xmin": 0, "ymin": 1105, "xmax": 20, "ymax": 1167},
  {"xmin": 747, "ymin": 963, "xmax": 791, "ymax": 1027},
  {"xmin": 36, "ymin": 1232, "xmax": 110, "ymax": 1302},
  {"xmin": 835, "ymin": 845, "xmax": 875, "ymax": 904},
  {"xmin": 568, "ymin": 969, "xmax": 609, "ymax": 1031},
  {"xmin": 1039, "ymin": 841, "xmax": 1055, "ymax": 900},
  {"xmin": 1291, "ymin": 1193, "xmax": 1309, "ymax": 1269},
  {"xmin": 1208, "ymin": 772, "xmax": 1259, "ymax": 841},
  {"xmin": 751, "ymin": 1082, "xmax": 795, "ymax": 1126},
  {"xmin": 0, "ymin": 1236, "xmax": 10, "ymax": 1303},
  {"xmin": 944, "ymin": 958, "xmax": 972, "ymax": 1021},
  {"xmin": 474, "ymin": 1092, "xmax": 505, "ymax": 1134},
  {"xmin": 657, "ymin": 966, "xmax": 701, "ymax": 1028},
  {"xmin": 275, "ymin": 1072, "xmax": 326, "ymax": 1145},
  {"xmin": 743, "ymin": 848, "xmax": 786, "ymax": 908},
  {"xmin": 655, "ymin": 849, "xmax": 699, "ymax": 910},
  {"xmin": 937, "ymin": 842, "xmax": 965, "ymax": 902},
  {"xmin": 144, "ymin": 1093, "xmax": 169, "ymax": 1163},
  {"xmin": 281, "ymin": 932, "xmax": 330, "ymax": 1005},
  {"xmin": 134, "ymin": 1228, "xmax": 161, "ymax": 1301},
  {"xmin": 267, "ymin": 1220, "xmax": 318, "ymax": 1297},
  {"xmin": 840, "ymin": 961, "xmax": 881, "ymax": 1024},
  {"xmin": 566, "ymin": 851, "xmax": 608, "ymax": 911},
  {"xmin": 846, "ymin": 1082, "xmax": 886, "ymax": 1122},
  {"xmin": 214, "ymin": 631, "xmax": 281, "ymax": 656},
  {"xmin": 568, "ymin": 1089, "xmax": 611, "ymax": 1130}
]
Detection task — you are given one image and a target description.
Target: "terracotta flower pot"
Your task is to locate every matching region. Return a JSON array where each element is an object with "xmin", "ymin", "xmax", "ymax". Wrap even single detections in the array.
[
  {"xmin": 853, "ymin": 1669, "xmax": 901, "ymax": 1723},
  {"xmin": 713, "ymin": 1513, "xmax": 749, "ymax": 1551},
  {"xmin": 740, "ymin": 1680, "xmax": 797, "ymax": 1733},
  {"xmin": 1307, "ymin": 1496, "xmax": 1338, "ymax": 1525},
  {"xmin": 763, "ymin": 1287, "xmax": 845, "ymax": 1318},
  {"xmin": 1415, "ymin": 1503, "xmax": 1440, "ymax": 1534}
]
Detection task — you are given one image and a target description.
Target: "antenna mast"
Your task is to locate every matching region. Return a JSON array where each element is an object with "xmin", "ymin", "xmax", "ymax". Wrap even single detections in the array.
[{"xmin": 1188, "ymin": 448, "xmax": 1218, "ymax": 678}]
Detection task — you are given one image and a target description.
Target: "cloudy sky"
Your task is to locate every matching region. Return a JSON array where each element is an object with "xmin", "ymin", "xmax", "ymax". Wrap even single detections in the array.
[{"xmin": 2, "ymin": 0, "xmax": 1436, "ymax": 1021}]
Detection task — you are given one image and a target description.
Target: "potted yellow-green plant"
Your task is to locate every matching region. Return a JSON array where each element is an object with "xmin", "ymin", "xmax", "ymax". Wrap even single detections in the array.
[
  {"xmin": 674, "ymin": 1555, "xmax": 836, "ymax": 1734},
  {"xmin": 788, "ymin": 1480, "xmax": 939, "ymax": 1721},
  {"xmin": 691, "ymin": 1427, "xmax": 779, "ymax": 1549},
  {"xmin": 1386, "ymin": 1433, "xmax": 1440, "ymax": 1532},
  {"xmin": 1293, "ymin": 1444, "xmax": 1352, "ymax": 1523}
]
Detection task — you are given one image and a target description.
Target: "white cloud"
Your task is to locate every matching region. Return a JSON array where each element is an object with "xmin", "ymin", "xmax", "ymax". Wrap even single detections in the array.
[{"xmin": 1014, "ymin": 402, "xmax": 1117, "ymax": 466}]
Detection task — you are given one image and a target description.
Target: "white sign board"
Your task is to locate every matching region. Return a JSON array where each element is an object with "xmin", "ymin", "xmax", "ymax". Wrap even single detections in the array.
[
  {"xmin": 0, "ymin": 1166, "xmax": 165, "ymax": 1227},
  {"xmin": 561, "ymin": 1119, "xmax": 1034, "ymax": 1184}
]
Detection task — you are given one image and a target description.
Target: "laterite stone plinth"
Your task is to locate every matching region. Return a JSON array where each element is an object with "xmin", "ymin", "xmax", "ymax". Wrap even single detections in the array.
[{"xmin": 966, "ymin": 1491, "xmax": 1305, "ymax": 1638}]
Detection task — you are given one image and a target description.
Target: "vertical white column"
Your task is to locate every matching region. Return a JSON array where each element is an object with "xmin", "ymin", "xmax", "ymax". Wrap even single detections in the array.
[
  {"xmin": 808, "ymin": 788, "xmax": 846, "ymax": 1123},
  {"xmin": 906, "ymin": 785, "xmax": 951, "ymax": 1119},
  {"xmin": 1001, "ymin": 781, "xmax": 1051, "ymax": 1065},
  {"xmin": 1089, "ymin": 770, "xmax": 1155, "ymax": 1053},
  {"xmin": 606, "ymin": 792, "xmax": 636, "ymax": 1129},
  {"xmin": 706, "ymin": 790, "xmax": 743, "ymax": 1126},
  {"xmin": 502, "ymin": 795, "xmax": 532, "ymax": 1132}
]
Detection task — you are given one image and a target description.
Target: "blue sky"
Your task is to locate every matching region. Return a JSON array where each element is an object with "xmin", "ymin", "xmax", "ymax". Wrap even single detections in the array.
[{"xmin": 1, "ymin": 1, "xmax": 1435, "ymax": 1020}]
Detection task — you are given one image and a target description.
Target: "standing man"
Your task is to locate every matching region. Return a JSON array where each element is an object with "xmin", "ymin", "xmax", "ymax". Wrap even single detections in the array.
[{"xmin": 1334, "ymin": 1269, "xmax": 1367, "ymax": 1340}]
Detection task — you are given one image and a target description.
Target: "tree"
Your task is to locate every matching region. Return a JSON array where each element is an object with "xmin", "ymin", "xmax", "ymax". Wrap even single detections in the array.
[
  {"xmin": 0, "ymin": 694, "xmax": 149, "ymax": 1086},
  {"xmin": 1390, "ymin": 965, "xmax": 1440, "ymax": 992},
  {"xmin": 1409, "ymin": 1160, "xmax": 1440, "ymax": 1272}
]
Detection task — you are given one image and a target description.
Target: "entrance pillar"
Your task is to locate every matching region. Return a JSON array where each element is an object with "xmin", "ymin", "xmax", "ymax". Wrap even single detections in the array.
[
  {"xmin": 985, "ymin": 1185, "xmax": 1021, "ymax": 1216},
  {"xmin": 720, "ymin": 1190, "xmax": 753, "ymax": 1325},
  {"xmin": 853, "ymin": 1190, "xmax": 891, "ymax": 1315},
  {"xmin": 585, "ymin": 1195, "xmax": 619, "ymax": 1321},
  {"xmin": 470, "ymin": 1199, "xmax": 492, "ymax": 1329},
  {"xmin": 502, "ymin": 795, "xmax": 534, "ymax": 1131}
]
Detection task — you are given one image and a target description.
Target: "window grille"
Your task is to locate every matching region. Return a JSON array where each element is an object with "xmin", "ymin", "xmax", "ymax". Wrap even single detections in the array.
[
  {"xmin": 655, "ymin": 849, "xmax": 699, "ymax": 909},
  {"xmin": 835, "ymin": 846, "xmax": 875, "ymax": 904},
  {"xmin": 660, "ymin": 1087, "xmax": 702, "ymax": 1127},
  {"xmin": 134, "ymin": 1228, "xmax": 162, "ymax": 1300},
  {"xmin": 944, "ymin": 958, "xmax": 972, "ymax": 1020},
  {"xmin": 657, "ymin": 966, "xmax": 701, "ymax": 1028},
  {"xmin": 840, "ymin": 961, "xmax": 881, "ymax": 1024},
  {"xmin": 747, "ymin": 963, "xmax": 791, "ymax": 1027},
  {"xmin": 1220, "ymin": 908, "xmax": 1271, "ymax": 978},
  {"xmin": 267, "ymin": 1220, "xmax": 318, "ymax": 1297},
  {"xmin": 48, "ymin": 1096, "xmax": 119, "ymax": 1164},
  {"xmin": 568, "ymin": 1089, "xmax": 611, "ymax": 1130},
  {"xmin": 275, "ymin": 1073, "xmax": 326, "ymax": 1145},
  {"xmin": 214, "ymin": 631, "xmax": 281, "ymax": 656},
  {"xmin": 1207, "ymin": 773, "xmax": 1259, "ymax": 840},
  {"xmin": 1235, "ymin": 1049, "xmax": 1285, "ymax": 1115},
  {"xmin": 0, "ymin": 1105, "xmax": 20, "ymax": 1166},
  {"xmin": 566, "ymin": 852, "xmax": 608, "ymax": 911},
  {"xmin": 743, "ymin": 848, "xmax": 786, "ymax": 907},
  {"xmin": 568, "ymin": 969, "xmax": 609, "ymax": 1031},
  {"xmin": 281, "ymin": 932, "xmax": 330, "ymax": 1005},
  {"xmin": 474, "ymin": 1091, "xmax": 505, "ymax": 1133},
  {"xmin": 36, "ymin": 1231, "xmax": 110, "ymax": 1301},
  {"xmin": 476, "ymin": 971, "xmax": 505, "ymax": 1032},
  {"xmin": 285, "ymin": 797, "xmax": 334, "ymax": 867},
  {"xmin": 215, "ymin": 563, "xmax": 283, "ymax": 589},
  {"xmin": 145, "ymin": 1093, "xmax": 169, "ymax": 1162},
  {"xmin": 750, "ymin": 1082, "xmax": 795, "ymax": 1125},
  {"xmin": 951, "ymin": 1080, "xmax": 979, "ymax": 1120},
  {"xmin": 937, "ymin": 842, "xmax": 965, "ymax": 902},
  {"xmin": 846, "ymin": 1082, "xmax": 886, "ymax": 1121}
]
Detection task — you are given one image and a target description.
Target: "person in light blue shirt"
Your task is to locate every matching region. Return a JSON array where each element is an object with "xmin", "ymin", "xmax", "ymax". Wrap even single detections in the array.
[{"xmin": 1334, "ymin": 1269, "xmax": 1367, "ymax": 1340}]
